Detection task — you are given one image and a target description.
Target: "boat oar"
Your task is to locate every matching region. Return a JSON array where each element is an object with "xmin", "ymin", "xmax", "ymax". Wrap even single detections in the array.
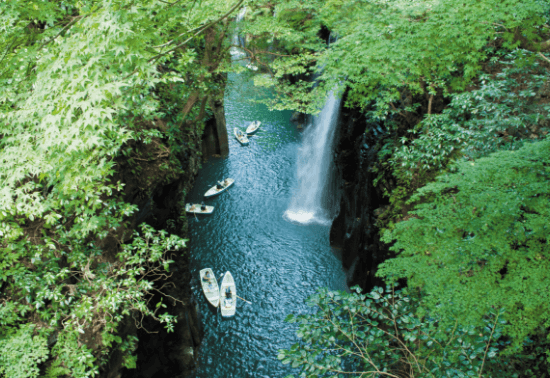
[
  {"xmin": 217, "ymin": 274, "xmax": 250, "ymax": 304},
  {"xmin": 236, "ymin": 295, "xmax": 252, "ymax": 305}
]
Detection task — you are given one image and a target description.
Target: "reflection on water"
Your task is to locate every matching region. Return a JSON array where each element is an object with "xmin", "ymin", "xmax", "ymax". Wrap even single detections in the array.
[{"xmin": 187, "ymin": 71, "xmax": 347, "ymax": 378}]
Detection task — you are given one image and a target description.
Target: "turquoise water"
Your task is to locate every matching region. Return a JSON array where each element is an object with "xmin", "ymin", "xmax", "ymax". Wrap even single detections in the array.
[{"xmin": 187, "ymin": 70, "xmax": 348, "ymax": 377}]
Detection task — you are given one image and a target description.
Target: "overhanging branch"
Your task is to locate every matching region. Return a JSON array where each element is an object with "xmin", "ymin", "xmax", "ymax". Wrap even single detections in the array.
[{"xmin": 150, "ymin": 0, "xmax": 246, "ymax": 60}]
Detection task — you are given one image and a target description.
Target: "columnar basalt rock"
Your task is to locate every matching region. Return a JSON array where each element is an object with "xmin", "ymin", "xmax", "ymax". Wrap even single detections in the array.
[
  {"xmin": 330, "ymin": 100, "xmax": 393, "ymax": 291},
  {"xmin": 202, "ymin": 94, "xmax": 230, "ymax": 157}
]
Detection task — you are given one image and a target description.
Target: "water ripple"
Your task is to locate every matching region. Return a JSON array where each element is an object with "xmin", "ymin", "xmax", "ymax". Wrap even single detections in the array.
[{"xmin": 187, "ymin": 72, "xmax": 347, "ymax": 378}]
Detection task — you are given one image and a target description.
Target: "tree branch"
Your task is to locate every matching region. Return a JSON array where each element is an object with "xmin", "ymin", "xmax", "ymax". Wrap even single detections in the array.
[
  {"xmin": 478, "ymin": 313, "xmax": 500, "ymax": 378},
  {"xmin": 122, "ymin": 0, "xmax": 244, "ymax": 81},
  {"xmin": 150, "ymin": 0, "xmax": 245, "ymax": 56},
  {"xmin": 38, "ymin": 15, "xmax": 87, "ymax": 52},
  {"xmin": 230, "ymin": 44, "xmax": 293, "ymax": 58},
  {"xmin": 157, "ymin": 0, "xmax": 183, "ymax": 4},
  {"xmin": 538, "ymin": 52, "xmax": 550, "ymax": 65}
]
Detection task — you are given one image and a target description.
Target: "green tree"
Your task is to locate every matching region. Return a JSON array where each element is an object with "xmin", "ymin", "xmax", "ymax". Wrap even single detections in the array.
[
  {"xmin": 242, "ymin": 0, "xmax": 548, "ymax": 115},
  {"xmin": 379, "ymin": 138, "xmax": 550, "ymax": 353},
  {"xmin": 0, "ymin": 0, "xmax": 245, "ymax": 375},
  {"xmin": 279, "ymin": 286, "xmax": 515, "ymax": 378},
  {"xmin": 382, "ymin": 49, "xmax": 550, "ymax": 192}
]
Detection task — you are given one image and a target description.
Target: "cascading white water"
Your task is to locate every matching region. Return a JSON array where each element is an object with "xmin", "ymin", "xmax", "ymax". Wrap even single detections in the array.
[
  {"xmin": 230, "ymin": 7, "xmax": 247, "ymax": 57},
  {"xmin": 284, "ymin": 90, "xmax": 341, "ymax": 225}
]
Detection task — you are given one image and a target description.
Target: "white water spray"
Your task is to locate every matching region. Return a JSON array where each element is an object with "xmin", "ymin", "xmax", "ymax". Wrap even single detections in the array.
[
  {"xmin": 284, "ymin": 90, "xmax": 341, "ymax": 225},
  {"xmin": 230, "ymin": 7, "xmax": 247, "ymax": 57}
]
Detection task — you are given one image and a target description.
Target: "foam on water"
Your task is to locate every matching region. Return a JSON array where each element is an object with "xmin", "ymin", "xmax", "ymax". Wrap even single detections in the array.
[
  {"xmin": 283, "ymin": 210, "xmax": 315, "ymax": 224},
  {"xmin": 186, "ymin": 71, "xmax": 348, "ymax": 378}
]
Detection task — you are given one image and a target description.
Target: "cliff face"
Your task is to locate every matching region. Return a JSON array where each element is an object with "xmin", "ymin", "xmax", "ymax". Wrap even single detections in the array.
[
  {"xmin": 109, "ymin": 94, "xmax": 232, "ymax": 378},
  {"xmin": 330, "ymin": 104, "xmax": 394, "ymax": 291},
  {"xmin": 119, "ymin": 142, "xmax": 201, "ymax": 378},
  {"xmin": 202, "ymin": 75, "xmax": 230, "ymax": 158},
  {"xmin": 99, "ymin": 122, "xmax": 206, "ymax": 378}
]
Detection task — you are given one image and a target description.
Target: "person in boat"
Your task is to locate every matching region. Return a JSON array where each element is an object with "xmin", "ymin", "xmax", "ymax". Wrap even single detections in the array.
[
  {"xmin": 224, "ymin": 286, "xmax": 233, "ymax": 306},
  {"xmin": 216, "ymin": 181, "xmax": 224, "ymax": 190},
  {"xmin": 202, "ymin": 271, "xmax": 214, "ymax": 290},
  {"xmin": 200, "ymin": 201, "xmax": 207, "ymax": 211}
]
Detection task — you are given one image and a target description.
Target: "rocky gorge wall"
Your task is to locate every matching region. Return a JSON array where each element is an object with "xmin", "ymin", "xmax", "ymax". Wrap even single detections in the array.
[
  {"xmin": 95, "ymin": 127, "xmax": 203, "ymax": 378},
  {"xmin": 329, "ymin": 99, "xmax": 395, "ymax": 291},
  {"xmin": 106, "ymin": 98, "xmax": 228, "ymax": 377}
]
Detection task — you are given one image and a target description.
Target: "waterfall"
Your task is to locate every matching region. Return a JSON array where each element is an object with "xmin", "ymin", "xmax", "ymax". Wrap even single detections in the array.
[
  {"xmin": 230, "ymin": 7, "xmax": 247, "ymax": 57},
  {"xmin": 284, "ymin": 90, "xmax": 341, "ymax": 225},
  {"xmin": 236, "ymin": 7, "xmax": 246, "ymax": 22}
]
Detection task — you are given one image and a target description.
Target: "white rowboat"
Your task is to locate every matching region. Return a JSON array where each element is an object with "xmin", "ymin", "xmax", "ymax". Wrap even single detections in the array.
[
  {"xmin": 185, "ymin": 203, "xmax": 214, "ymax": 214},
  {"xmin": 220, "ymin": 271, "xmax": 237, "ymax": 317},
  {"xmin": 199, "ymin": 268, "xmax": 219, "ymax": 307},
  {"xmin": 204, "ymin": 178, "xmax": 235, "ymax": 198},
  {"xmin": 246, "ymin": 121, "xmax": 261, "ymax": 135},
  {"xmin": 234, "ymin": 128, "xmax": 249, "ymax": 145}
]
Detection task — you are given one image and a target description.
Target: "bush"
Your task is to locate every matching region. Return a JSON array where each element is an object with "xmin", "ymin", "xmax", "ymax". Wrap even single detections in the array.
[{"xmin": 279, "ymin": 286, "xmax": 516, "ymax": 378}]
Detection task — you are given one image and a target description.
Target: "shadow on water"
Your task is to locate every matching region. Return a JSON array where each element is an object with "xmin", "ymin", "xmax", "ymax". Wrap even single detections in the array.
[{"xmin": 187, "ymin": 71, "xmax": 348, "ymax": 378}]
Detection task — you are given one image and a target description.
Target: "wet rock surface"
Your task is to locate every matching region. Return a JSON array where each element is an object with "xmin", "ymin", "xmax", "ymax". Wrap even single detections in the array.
[{"xmin": 330, "ymin": 101, "xmax": 394, "ymax": 291}]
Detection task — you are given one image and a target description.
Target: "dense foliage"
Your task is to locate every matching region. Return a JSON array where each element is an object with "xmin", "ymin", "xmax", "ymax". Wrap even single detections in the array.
[
  {"xmin": 256, "ymin": 0, "xmax": 550, "ymax": 376},
  {"xmin": 279, "ymin": 286, "xmax": 516, "ymax": 378},
  {"xmin": 241, "ymin": 0, "xmax": 549, "ymax": 114},
  {"xmin": 379, "ymin": 138, "xmax": 550, "ymax": 351},
  {"xmin": 0, "ymin": 0, "xmax": 243, "ymax": 376},
  {"xmin": 386, "ymin": 50, "xmax": 550, "ymax": 188}
]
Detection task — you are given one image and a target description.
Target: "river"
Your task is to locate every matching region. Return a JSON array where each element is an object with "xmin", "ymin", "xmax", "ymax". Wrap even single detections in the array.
[{"xmin": 187, "ymin": 70, "xmax": 348, "ymax": 378}]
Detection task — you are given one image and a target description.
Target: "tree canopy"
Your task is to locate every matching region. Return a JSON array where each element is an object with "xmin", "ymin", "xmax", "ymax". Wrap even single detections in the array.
[
  {"xmin": 279, "ymin": 286, "xmax": 516, "ymax": 378},
  {"xmin": 241, "ymin": 0, "xmax": 549, "ymax": 115},
  {"xmin": 253, "ymin": 0, "xmax": 550, "ymax": 376},
  {"xmin": 0, "ymin": 0, "xmax": 245, "ymax": 376},
  {"xmin": 379, "ymin": 138, "xmax": 550, "ymax": 351}
]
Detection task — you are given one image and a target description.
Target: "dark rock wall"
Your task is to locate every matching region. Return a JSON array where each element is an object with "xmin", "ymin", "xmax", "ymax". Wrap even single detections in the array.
[
  {"xmin": 124, "ymin": 164, "xmax": 201, "ymax": 378},
  {"xmin": 330, "ymin": 102, "xmax": 393, "ymax": 291},
  {"xmin": 111, "ymin": 134, "xmax": 204, "ymax": 378},
  {"xmin": 202, "ymin": 75, "xmax": 229, "ymax": 158},
  {"xmin": 202, "ymin": 99, "xmax": 229, "ymax": 158}
]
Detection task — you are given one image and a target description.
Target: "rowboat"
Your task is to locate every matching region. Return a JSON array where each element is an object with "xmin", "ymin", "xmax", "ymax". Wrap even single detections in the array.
[
  {"xmin": 246, "ymin": 121, "xmax": 261, "ymax": 135},
  {"xmin": 234, "ymin": 128, "xmax": 249, "ymax": 145},
  {"xmin": 220, "ymin": 271, "xmax": 237, "ymax": 317},
  {"xmin": 204, "ymin": 178, "xmax": 235, "ymax": 198},
  {"xmin": 185, "ymin": 203, "xmax": 214, "ymax": 214},
  {"xmin": 199, "ymin": 268, "xmax": 220, "ymax": 307}
]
